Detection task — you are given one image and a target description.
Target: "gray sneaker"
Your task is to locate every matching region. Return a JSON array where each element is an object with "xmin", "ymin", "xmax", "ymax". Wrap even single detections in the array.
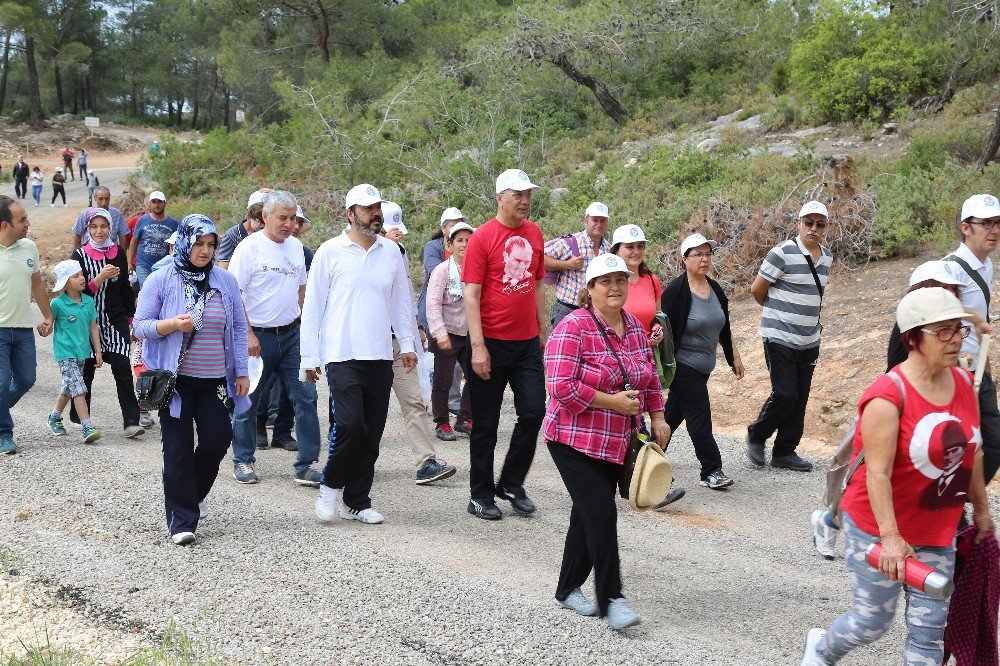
[
  {"xmin": 558, "ymin": 588, "xmax": 598, "ymax": 616},
  {"xmin": 295, "ymin": 468, "xmax": 322, "ymax": 487},
  {"xmin": 124, "ymin": 425, "xmax": 145, "ymax": 439},
  {"xmin": 233, "ymin": 462, "xmax": 259, "ymax": 484},
  {"xmin": 416, "ymin": 458, "xmax": 457, "ymax": 485},
  {"xmin": 607, "ymin": 598, "xmax": 641, "ymax": 630},
  {"xmin": 700, "ymin": 469, "xmax": 734, "ymax": 490},
  {"xmin": 0, "ymin": 434, "xmax": 16, "ymax": 455}
]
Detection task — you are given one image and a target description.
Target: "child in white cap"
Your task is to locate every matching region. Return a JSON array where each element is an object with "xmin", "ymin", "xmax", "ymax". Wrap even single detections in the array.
[{"xmin": 48, "ymin": 260, "xmax": 103, "ymax": 443}]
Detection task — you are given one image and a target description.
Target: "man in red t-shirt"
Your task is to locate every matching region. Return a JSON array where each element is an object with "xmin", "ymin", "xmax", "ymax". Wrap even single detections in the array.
[{"xmin": 462, "ymin": 168, "xmax": 547, "ymax": 520}]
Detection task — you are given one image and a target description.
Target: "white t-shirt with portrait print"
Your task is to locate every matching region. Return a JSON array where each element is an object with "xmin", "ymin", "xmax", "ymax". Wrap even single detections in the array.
[{"xmin": 229, "ymin": 230, "xmax": 307, "ymax": 328}]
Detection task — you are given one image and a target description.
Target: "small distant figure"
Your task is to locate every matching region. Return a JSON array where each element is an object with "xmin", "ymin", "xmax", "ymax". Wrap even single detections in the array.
[
  {"xmin": 61, "ymin": 147, "xmax": 75, "ymax": 181},
  {"xmin": 86, "ymin": 170, "xmax": 99, "ymax": 206},
  {"xmin": 149, "ymin": 141, "xmax": 161, "ymax": 158},
  {"xmin": 12, "ymin": 155, "xmax": 29, "ymax": 200},
  {"xmin": 51, "ymin": 167, "xmax": 67, "ymax": 207},
  {"xmin": 77, "ymin": 148, "xmax": 89, "ymax": 184},
  {"xmin": 29, "ymin": 167, "xmax": 43, "ymax": 206}
]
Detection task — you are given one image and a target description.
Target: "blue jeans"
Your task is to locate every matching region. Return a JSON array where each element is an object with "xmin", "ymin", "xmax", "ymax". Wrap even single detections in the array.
[
  {"xmin": 135, "ymin": 265, "xmax": 152, "ymax": 289},
  {"xmin": 0, "ymin": 328, "xmax": 37, "ymax": 438},
  {"xmin": 231, "ymin": 327, "xmax": 320, "ymax": 474},
  {"xmin": 31, "ymin": 184, "xmax": 42, "ymax": 204}
]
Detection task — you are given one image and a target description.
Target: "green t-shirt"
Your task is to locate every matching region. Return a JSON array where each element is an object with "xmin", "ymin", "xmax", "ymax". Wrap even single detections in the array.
[
  {"xmin": 50, "ymin": 292, "xmax": 97, "ymax": 362},
  {"xmin": 0, "ymin": 238, "xmax": 41, "ymax": 328}
]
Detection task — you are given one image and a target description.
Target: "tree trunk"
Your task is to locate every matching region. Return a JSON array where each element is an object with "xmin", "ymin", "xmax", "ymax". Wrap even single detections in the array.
[
  {"xmin": 53, "ymin": 60, "xmax": 65, "ymax": 114},
  {"xmin": 549, "ymin": 53, "xmax": 628, "ymax": 124},
  {"xmin": 130, "ymin": 76, "xmax": 138, "ymax": 117},
  {"xmin": 0, "ymin": 30, "xmax": 11, "ymax": 115},
  {"xmin": 977, "ymin": 92, "xmax": 1000, "ymax": 171},
  {"xmin": 167, "ymin": 99, "xmax": 174, "ymax": 123},
  {"xmin": 26, "ymin": 36, "xmax": 43, "ymax": 126},
  {"xmin": 204, "ymin": 62, "xmax": 218, "ymax": 130},
  {"xmin": 315, "ymin": 1, "xmax": 331, "ymax": 64},
  {"xmin": 71, "ymin": 81, "xmax": 79, "ymax": 115},
  {"xmin": 223, "ymin": 88, "xmax": 231, "ymax": 130}
]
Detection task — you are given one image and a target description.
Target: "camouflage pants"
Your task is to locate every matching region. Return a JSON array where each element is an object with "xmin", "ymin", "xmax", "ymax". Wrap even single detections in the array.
[{"xmin": 818, "ymin": 512, "xmax": 955, "ymax": 665}]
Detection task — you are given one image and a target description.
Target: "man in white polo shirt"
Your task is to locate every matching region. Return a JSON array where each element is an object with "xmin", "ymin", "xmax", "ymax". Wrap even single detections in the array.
[
  {"xmin": 944, "ymin": 193, "xmax": 1000, "ymax": 483},
  {"xmin": 303, "ymin": 184, "xmax": 418, "ymax": 525},
  {"xmin": 229, "ymin": 190, "xmax": 321, "ymax": 487}
]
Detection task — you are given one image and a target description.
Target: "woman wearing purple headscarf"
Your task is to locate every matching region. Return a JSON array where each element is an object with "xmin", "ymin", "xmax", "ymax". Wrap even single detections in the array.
[{"xmin": 134, "ymin": 214, "xmax": 250, "ymax": 546}]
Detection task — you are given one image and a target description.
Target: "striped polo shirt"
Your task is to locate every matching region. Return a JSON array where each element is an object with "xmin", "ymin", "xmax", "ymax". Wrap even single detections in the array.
[
  {"xmin": 758, "ymin": 237, "xmax": 833, "ymax": 349},
  {"xmin": 178, "ymin": 292, "xmax": 228, "ymax": 379}
]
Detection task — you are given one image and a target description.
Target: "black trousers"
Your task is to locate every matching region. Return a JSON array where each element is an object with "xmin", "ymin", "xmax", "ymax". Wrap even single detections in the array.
[
  {"xmin": 14, "ymin": 177, "xmax": 26, "ymax": 198},
  {"xmin": 464, "ymin": 337, "xmax": 545, "ymax": 502},
  {"xmin": 979, "ymin": 372, "xmax": 1000, "ymax": 484},
  {"xmin": 428, "ymin": 334, "xmax": 471, "ymax": 425},
  {"xmin": 664, "ymin": 363, "xmax": 723, "ymax": 479},
  {"xmin": 51, "ymin": 188, "xmax": 65, "ymax": 204},
  {"xmin": 549, "ymin": 441, "xmax": 622, "ymax": 616},
  {"xmin": 747, "ymin": 341, "xmax": 819, "ymax": 456},
  {"xmin": 70, "ymin": 349, "xmax": 141, "ymax": 428},
  {"xmin": 160, "ymin": 376, "xmax": 232, "ymax": 535},
  {"xmin": 321, "ymin": 359, "xmax": 393, "ymax": 511}
]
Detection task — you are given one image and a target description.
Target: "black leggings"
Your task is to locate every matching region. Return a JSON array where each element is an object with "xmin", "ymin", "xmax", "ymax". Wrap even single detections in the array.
[
  {"xmin": 51, "ymin": 188, "xmax": 65, "ymax": 204},
  {"xmin": 70, "ymin": 348, "xmax": 141, "ymax": 428}
]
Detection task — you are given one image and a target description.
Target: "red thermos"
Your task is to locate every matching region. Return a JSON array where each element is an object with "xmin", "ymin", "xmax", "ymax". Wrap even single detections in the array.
[{"xmin": 865, "ymin": 543, "xmax": 953, "ymax": 600}]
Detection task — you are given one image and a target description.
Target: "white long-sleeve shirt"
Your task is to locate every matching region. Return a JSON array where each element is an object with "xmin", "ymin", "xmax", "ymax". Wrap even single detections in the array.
[
  {"xmin": 945, "ymin": 242, "xmax": 994, "ymax": 364},
  {"xmin": 300, "ymin": 231, "xmax": 416, "ymax": 368}
]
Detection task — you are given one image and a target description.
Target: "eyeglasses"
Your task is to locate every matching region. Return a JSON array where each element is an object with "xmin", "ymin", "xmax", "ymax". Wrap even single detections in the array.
[
  {"xmin": 920, "ymin": 325, "xmax": 971, "ymax": 342},
  {"xmin": 687, "ymin": 251, "xmax": 713, "ymax": 259},
  {"xmin": 967, "ymin": 219, "xmax": 1000, "ymax": 230},
  {"xmin": 802, "ymin": 220, "xmax": 828, "ymax": 229}
]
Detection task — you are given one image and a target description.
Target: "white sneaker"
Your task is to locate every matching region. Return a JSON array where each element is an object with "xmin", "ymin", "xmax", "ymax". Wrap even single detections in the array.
[
  {"xmin": 171, "ymin": 532, "xmax": 195, "ymax": 546},
  {"xmin": 315, "ymin": 486, "xmax": 341, "ymax": 522},
  {"xmin": 198, "ymin": 500, "xmax": 207, "ymax": 519},
  {"xmin": 801, "ymin": 628, "xmax": 828, "ymax": 666},
  {"xmin": 810, "ymin": 510, "xmax": 839, "ymax": 560},
  {"xmin": 340, "ymin": 505, "xmax": 384, "ymax": 524}
]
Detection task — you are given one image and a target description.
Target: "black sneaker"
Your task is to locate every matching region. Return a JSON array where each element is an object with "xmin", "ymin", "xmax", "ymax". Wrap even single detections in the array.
[
  {"xmin": 746, "ymin": 440, "xmax": 765, "ymax": 467},
  {"xmin": 700, "ymin": 470, "xmax": 734, "ymax": 490},
  {"xmin": 771, "ymin": 453, "xmax": 813, "ymax": 472},
  {"xmin": 653, "ymin": 486, "xmax": 686, "ymax": 510},
  {"xmin": 467, "ymin": 499, "xmax": 502, "ymax": 520},
  {"xmin": 496, "ymin": 485, "xmax": 536, "ymax": 515},
  {"xmin": 416, "ymin": 458, "xmax": 457, "ymax": 485},
  {"xmin": 273, "ymin": 433, "xmax": 297, "ymax": 452},
  {"xmin": 256, "ymin": 428, "xmax": 270, "ymax": 449}
]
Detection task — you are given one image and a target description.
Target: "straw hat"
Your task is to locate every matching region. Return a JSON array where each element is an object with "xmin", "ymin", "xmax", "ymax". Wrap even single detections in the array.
[{"xmin": 628, "ymin": 439, "xmax": 672, "ymax": 511}]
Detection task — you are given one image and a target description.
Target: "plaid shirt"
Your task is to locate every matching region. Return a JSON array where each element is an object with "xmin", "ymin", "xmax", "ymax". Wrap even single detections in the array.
[
  {"xmin": 543, "ymin": 308, "xmax": 664, "ymax": 464},
  {"xmin": 544, "ymin": 232, "xmax": 611, "ymax": 305}
]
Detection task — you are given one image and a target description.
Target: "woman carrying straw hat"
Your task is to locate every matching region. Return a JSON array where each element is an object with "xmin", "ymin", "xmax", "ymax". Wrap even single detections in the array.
[{"xmin": 543, "ymin": 253, "xmax": 668, "ymax": 630}]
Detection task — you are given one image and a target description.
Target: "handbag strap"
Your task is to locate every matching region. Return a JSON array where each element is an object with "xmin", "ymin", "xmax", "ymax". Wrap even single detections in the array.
[
  {"xmin": 843, "ymin": 369, "xmax": 906, "ymax": 488},
  {"xmin": 584, "ymin": 306, "xmax": 639, "ymax": 433},
  {"xmin": 176, "ymin": 326, "xmax": 198, "ymax": 370}
]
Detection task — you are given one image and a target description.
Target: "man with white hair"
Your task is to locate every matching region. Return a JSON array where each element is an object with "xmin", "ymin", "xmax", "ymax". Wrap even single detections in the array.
[
  {"xmin": 462, "ymin": 168, "xmax": 547, "ymax": 520},
  {"xmin": 229, "ymin": 190, "xmax": 322, "ymax": 487},
  {"xmin": 543, "ymin": 201, "xmax": 611, "ymax": 326},
  {"xmin": 304, "ymin": 184, "xmax": 418, "ymax": 525}
]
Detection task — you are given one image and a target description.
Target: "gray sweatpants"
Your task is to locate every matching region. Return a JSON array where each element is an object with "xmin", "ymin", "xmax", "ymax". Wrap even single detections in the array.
[{"xmin": 818, "ymin": 512, "xmax": 955, "ymax": 665}]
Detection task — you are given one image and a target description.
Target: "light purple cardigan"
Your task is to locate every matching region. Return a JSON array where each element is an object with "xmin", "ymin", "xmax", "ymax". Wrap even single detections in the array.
[{"xmin": 133, "ymin": 265, "xmax": 250, "ymax": 418}]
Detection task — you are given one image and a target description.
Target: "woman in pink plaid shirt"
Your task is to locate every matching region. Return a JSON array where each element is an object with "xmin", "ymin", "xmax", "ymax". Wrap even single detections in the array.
[{"xmin": 543, "ymin": 253, "xmax": 669, "ymax": 630}]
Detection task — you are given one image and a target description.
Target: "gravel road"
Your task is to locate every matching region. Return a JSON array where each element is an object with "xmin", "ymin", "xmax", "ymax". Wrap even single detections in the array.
[{"xmin": 4, "ymin": 319, "xmax": 997, "ymax": 665}]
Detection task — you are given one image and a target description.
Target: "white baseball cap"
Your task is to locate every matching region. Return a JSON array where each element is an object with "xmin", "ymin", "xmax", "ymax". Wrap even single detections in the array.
[
  {"xmin": 345, "ymin": 183, "xmax": 382, "ymax": 209},
  {"xmin": 448, "ymin": 222, "xmax": 475, "ymax": 239},
  {"xmin": 585, "ymin": 201, "xmax": 609, "ymax": 218},
  {"xmin": 381, "ymin": 201, "xmax": 407, "ymax": 234},
  {"xmin": 55, "ymin": 167, "xmax": 62, "ymax": 172},
  {"xmin": 247, "ymin": 190, "xmax": 268, "ymax": 208},
  {"xmin": 908, "ymin": 261, "xmax": 961, "ymax": 287},
  {"xmin": 611, "ymin": 224, "xmax": 647, "ymax": 245},
  {"xmin": 798, "ymin": 200, "xmax": 828, "ymax": 219},
  {"xmin": 960, "ymin": 194, "xmax": 1000, "ymax": 221},
  {"xmin": 149, "ymin": 191, "xmax": 167, "ymax": 202},
  {"xmin": 495, "ymin": 169, "xmax": 538, "ymax": 194},
  {"xmin": 52, "ymin": 260, "xmax": 83, "ymax": 292},
  {"xmin": 680, "ymin": 233, "xmax": 719, "ymax": 256},
  {"xmin": 166, "ymin": 232, "xmax": 178, "ymax": 246},
  {"xmin": 440, "ymin": 207, "xmax": 467, "ymax": 226},
  {"xmin": 585, "ymin": 253, "xmax": 633, "ymax": 283},
  {"xmin": 897, "ymin": 287, "xmax": 966, "ymax": 333},
  {"xmin": 295, "ymin": 205, "xmax": 310, "ymax": 225}
]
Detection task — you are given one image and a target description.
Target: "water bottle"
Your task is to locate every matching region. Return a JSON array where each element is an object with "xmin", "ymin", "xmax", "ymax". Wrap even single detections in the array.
[{"xmin": 865, "ymin": 543, "xmax": 953, "ymax": 600}]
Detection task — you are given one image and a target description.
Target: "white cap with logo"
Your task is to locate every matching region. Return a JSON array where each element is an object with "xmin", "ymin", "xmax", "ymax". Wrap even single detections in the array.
[
  {"xmin": 611, "ymin": 224, "xmax": 647, "ymax": 245},
  {"xmin": 345, "ymin": 184, "xmax": 382, "ymax": 209},
  {"xmin": 381, "ymin": 201, "xmax": 407, "ymax": 235},
  {"xmin": 440, "ymin": 207, "xmax": 467, "ymax": 226},
  {"xmin": 896, "ymin": 287, "xmax": 966, "ymax": 333},
  {"xmin": 680, "ymin": 233, "xmax": 719, "ymax": 256},
  {"xmin": 295, "ymin": 205, "xmax": 310, "ymax": 225},
  {"xmin": 448, "ymin": 222, "xmax": 475, "ymax": 239},
  {"xmin": 495, "ymin": 169, "xmax": 539, "ymax": 194},
  {"xmin": 586, "ymin": 253, "xmax": 633, "ymax": 283},
  {"xmin": 798, "ymin": 200, "xmax": 828, "ymax": 219},
  {"xmin": 908, "ymin": 261, "xmax": 961, "ymax": 287},
  {"xmin": 961, "ymin": 194, "xmax": 1000, "ymax": 221},
  {"xmin": 149, "ymin": 190, "xmax": 167, "ymax": 202},
  {"xmin": 585, "ymin": 201, "xmax": 609, "ymax": 218},
  {"xmin": 52, "ymin": 260, "xmax": 83, "ymax": 292},
  {"xmin": 247, "ymin": 190, "xmax": 268, "ymax": 208}
]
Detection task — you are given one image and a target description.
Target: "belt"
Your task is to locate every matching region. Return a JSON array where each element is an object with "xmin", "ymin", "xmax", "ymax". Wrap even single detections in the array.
[
  {"xmin": 557, "ymin": 300, "xmax": 578, "ymax": 309},
  {"xmin": 252, "ymin": 317, "xmax": 300, "ymax": 335}
]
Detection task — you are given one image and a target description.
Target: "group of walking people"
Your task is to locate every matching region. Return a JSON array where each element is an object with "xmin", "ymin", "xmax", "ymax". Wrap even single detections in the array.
[
  {"xmin": 11, "ymin": 149, "xmax": 95, "ymax": 208},
  {"xmin": 0, "ymin": 166, "xmax": 998, "ymax": 653}
]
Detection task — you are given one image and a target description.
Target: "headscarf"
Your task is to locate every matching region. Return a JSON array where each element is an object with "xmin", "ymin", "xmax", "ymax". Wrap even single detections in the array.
[
  {"xmin": 84, "ymin": 207, "xmax": 115, "ymax": 251},
  {"xmin": 173, "ymin": 214, "xmax": 218, "ymax": 330}
]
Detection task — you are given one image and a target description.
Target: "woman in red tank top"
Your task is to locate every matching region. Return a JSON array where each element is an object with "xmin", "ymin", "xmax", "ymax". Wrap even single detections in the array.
[{"xmin": 802, "ymin": 287, "xmax": 996, "ymax": 665}]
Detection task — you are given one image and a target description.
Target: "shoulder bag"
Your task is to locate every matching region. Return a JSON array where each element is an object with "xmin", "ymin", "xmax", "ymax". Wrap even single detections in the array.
[{"xmin": 135, "ymin": 328, "xmax": 197, "ymax": 411}]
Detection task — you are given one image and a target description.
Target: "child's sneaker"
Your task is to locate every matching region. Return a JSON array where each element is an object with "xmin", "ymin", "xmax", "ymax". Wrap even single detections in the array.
[
  {"xmin": 82, "ymin": 425, "xmax": 101, "ymax": 444},
  {"xmin": 48, "ymin": 414, "xmax": 67, "ymax": 436}
]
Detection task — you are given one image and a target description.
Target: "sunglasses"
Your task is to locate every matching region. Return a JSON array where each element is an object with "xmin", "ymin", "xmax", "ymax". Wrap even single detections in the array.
[
  {"xmin": 802, "ymin": 220, "xmax": 828, "ymax": 229},
  {"xmin": 920, "ymin": 325, "xmax": 971, "ymax": 342}
]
